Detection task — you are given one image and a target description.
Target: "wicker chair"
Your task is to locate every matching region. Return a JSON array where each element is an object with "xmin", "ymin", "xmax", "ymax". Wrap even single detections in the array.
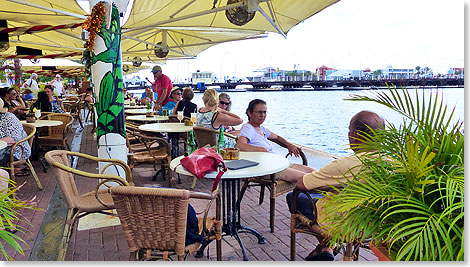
[
  {"xmin": 37, "ymin": 113, "xmax": 73, "ymax": 150},
  {"xmin": 125, "ymin": 126, "xmax": 172, "ymax": 186},
  {"xmin": 63, "ymin": 100, "xmax": 83, "ymax": 128},
  {"xmin": 44, "ymin": 150, "xmax": 132, "ymax": 261},
  {"xmin": 239, "ymin": 139, "xmax": 308, "ymax": 233},
  {"xmin": 8, "ymin": 123, "xmax": 42, "ymax": 190},
  {"xmin": 289, "ymin": 186, "xmax": 367, "ymax": 261},
  {"xmin": 110, "ymin": 186, "xmax": 222, "ymax": 261}
]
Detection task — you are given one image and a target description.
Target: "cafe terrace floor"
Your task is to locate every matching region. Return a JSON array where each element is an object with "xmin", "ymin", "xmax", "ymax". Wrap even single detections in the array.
[{"xmin": 7, "ymin": 121, "xmax": 378, "ymax": 261}]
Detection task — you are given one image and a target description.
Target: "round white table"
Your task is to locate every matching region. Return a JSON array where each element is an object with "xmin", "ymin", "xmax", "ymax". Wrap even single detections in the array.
[
  {"xmin": 139, "ymin": 123, "xmax": 193, "ymax": 133},
  {"xmin": 140, "ymin": 123, "xmax": 193, "ymax": 158},
  {"xmin": 21, "ymin": 120, "xmax": 63, "ymax": 128},
  {"xmin": 124, "ymin": 109, "xmax": 149, "ymax": 115},
  {"xmin": 126, "ymin": 115, "xmax": 168, "ymax": 123},
  {"xmin": 170, "ymin": 151, "xmax": 289, "ymax": 261},
  {"xmin": 0, "ymin": 140, "xmax": 7, "ymax": 150},
  {"xmin": 124, "ymin": 105, "xmax": 146, "ymax": 109}
]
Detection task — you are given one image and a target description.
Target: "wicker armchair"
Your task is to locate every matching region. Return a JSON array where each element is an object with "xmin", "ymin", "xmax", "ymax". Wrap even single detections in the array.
[
  {"xmin": 8, "ymin": 123, "xmax": 42, "ymax": 190},
  {"xmin": 110, "ymin": 186, "xmax": 222, "ymax": 261},
  {"xmin": 63, "ymin": 100, "xmax": 83, "ymax": 128},
  {"xmin": 44, "ymin": 150, "xmax": 132, "ymax": 261},
  {"xmin": 37, "ymin": 113, "xmax": 73, "ymax": 150},
  {"xmin": 239, "ymin": 139, "xmax": 308, "ymax": 233},
  {"xmin": 125, "ymin": 127, "xmax": 172, "ymax": 186},
  {"xmin": 289, "ymin": 186, "xmax": 367, "ymax": 261}
]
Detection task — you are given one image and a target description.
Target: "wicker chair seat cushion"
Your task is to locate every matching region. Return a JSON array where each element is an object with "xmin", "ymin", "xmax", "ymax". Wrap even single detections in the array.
[
  {"xmin": 74, "ymin": 189, "xmax": 115, "ymax": 212},
  {"xmin": 249, "ymin": 177, "xmax": 295, "ymax": 196},
  {"xmin": 129, "ymin": 142, "xmax": 161, "ymax": 153},
  {"xmin": 129, "ymin": 148, "xmax": 168, "ymax": 162}
]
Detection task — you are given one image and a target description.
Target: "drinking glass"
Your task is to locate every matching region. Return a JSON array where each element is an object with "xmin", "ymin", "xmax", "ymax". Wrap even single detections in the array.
[
  {"xmin": 177, "ymin": 111, "xmax": 184, "ymax": 124},
  {"xmin": 35, "ymin": 109, "xmax": 41, "ymax": 119},
  {"xmin": 190, "ymin": 113, "xmax": 197, "ymax": 124},
  {"xmin": 162, "ymin": 109, "xmax": 168, "ymax": 117}
]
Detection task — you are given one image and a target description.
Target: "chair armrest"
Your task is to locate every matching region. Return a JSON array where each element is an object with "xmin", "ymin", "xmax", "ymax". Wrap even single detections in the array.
[
  {"xmin": 190, "ymin": 190, "xmax": 221, "ymax": 234},
  {"xmin": 223, "ymin": 132, "xmax": 238, "ymax": 140},
  {"xmin": 66, "ymin": 151, "xmax": 133, "ymax": 185}
]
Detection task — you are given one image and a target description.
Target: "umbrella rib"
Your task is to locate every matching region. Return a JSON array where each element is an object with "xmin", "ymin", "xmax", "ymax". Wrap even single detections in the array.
[
  {"xmin": 170, "ymin": 30, "xmax": 212, "ymax": 42},
  {"xmin": 6, "ymin": 0, "xmax": 87, "ymax": 19},
  {"xmin": 10, "ymin": 39, "xmax": 84, "ymax": 51},
  {"xmin": 124, "ymin": 35, "xmax": 194, "ymax": 58},
  {"xmin": 166, "ymin": 32, "xmax": 185, "ymax": 54}
]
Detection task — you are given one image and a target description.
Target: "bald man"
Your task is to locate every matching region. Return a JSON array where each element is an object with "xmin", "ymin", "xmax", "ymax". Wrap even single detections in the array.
[{"xmin": 287, "ymin": 110, "xmax": 385, "ymax": 261}]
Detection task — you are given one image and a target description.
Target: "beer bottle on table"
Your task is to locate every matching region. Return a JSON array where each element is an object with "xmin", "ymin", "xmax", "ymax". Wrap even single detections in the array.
[
  {"xmin": 217, "ymin": 127, "xmax": 225, "ymax": 153},
  {"xmin": 187, "ymin": 130, "xmax": 196, "ymax": 155}
]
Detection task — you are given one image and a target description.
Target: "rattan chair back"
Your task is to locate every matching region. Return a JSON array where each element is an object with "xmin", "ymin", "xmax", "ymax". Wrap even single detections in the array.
[
  {"xmin": 111, "ymin": 186, "xmax": 190, "ymax": 260},
  {"xmin": 8, "ymin": 123, "xmax": 42, "ymax": 189}
]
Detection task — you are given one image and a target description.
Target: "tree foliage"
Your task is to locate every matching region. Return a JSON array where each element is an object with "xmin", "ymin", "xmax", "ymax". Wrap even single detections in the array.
[{"xmin": 322, "ymin": 85, "xmax": 464, "ymax": 261}]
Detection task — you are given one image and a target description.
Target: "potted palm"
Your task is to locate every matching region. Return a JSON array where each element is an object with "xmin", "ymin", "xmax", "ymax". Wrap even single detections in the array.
[{"xmin": 322, "ymin": 86, "xmax": 464, "ymax": 261}]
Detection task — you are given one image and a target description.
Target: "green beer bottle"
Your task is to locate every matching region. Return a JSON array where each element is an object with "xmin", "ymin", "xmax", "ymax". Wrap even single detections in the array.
[
  {"xmin": 187, "ymin": 130, "xmax": 196, "ymax": 155},
  {"xmin": 217, "ymin": 127, "xmax": 225, "ymax": 153}
]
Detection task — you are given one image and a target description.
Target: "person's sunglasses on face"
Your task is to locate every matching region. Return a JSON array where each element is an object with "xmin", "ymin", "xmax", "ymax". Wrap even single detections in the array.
[{"xmin": 219, "ymin": 100, "xmax": 230, "ymax": 105}]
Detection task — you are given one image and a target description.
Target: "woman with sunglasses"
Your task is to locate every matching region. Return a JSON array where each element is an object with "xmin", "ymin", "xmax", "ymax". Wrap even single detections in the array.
[
  {"xmin": 196, "ymin": 88, "xmax": 242, "ymax": 131},
  {"xmin": 1, "ymin": 87, "xmax": 27, "ymax": 119},
  {"xmin": 235, "ymin": 99, "xmax": 314, "ymax": 183}
]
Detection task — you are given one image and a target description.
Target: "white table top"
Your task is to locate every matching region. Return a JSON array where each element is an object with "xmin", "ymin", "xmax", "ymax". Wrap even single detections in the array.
[
  {"xmin": 170, "ymin": 151, "xmax": 290, "ymax": 179},
  {"xmin": 126, "ymin": 115, "xmax": 168, "ymax": 122},
  {"xmin": 139, "ymin": 122, "xmax": 193, "ymax": 133},
  {"xmin": 0, "ymin": 140, "xmax": 7, "ymax": 150},
  {"xmin": 124, "ymin": 109, "xmax": 149, "ymax": 115},
  {"xmin": 21, "ymin": 120, "xmax": 63, "ymax": 128},
  {"xmin": 124, "ymin": 105, "xmax": 146, "ymax": 109}
]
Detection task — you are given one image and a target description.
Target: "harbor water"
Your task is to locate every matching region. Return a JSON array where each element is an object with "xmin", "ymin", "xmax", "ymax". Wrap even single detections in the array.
[{"xmin": 131, "ymin": 87, "xmax": 464, "ymax": 157}]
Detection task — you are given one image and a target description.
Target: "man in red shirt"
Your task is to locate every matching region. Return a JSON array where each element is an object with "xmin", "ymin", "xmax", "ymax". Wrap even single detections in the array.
[{"xmin": 146, "ymin": 65, "xmax": 173, "ymax": 110}]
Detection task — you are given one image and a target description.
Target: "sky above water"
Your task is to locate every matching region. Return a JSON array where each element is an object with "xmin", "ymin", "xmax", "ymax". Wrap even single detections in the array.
[{"xmin": 145, "ymin": 0, "xmax": 464, "ymax": 82}]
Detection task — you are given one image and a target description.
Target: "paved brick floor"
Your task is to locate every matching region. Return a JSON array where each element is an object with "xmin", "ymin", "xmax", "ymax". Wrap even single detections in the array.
[{"xmin": 7, "ymin": 121, "xmax": 378, "ymax": 261}]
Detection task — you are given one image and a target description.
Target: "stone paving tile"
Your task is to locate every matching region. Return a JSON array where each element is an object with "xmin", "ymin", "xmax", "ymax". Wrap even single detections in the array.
[{"xmin": 7, "ymin": 122, "xmax": 378, "ymax": 262}]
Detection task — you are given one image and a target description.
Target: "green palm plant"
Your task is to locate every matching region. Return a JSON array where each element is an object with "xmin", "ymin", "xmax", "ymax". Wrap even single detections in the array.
[
  {"xmin": 0, "ymin": 174, "xmax": 39, "ymax": 260},
  {"xmin": 322, "ymin": 85, "xmax": 464, "ymax": 261}
]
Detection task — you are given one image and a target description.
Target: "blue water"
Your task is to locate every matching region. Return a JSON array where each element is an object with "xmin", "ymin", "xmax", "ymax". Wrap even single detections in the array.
[{"xmin": 131, "ymin": 88, "xmax": 465, "ymax": 157}]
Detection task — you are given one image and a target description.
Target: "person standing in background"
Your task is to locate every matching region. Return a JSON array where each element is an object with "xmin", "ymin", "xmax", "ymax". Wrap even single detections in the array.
[
  {"xmin": 49, "ymin": 74, "xmax": 65, "ymax": 97},
  {"xmin": 146, "ymin": 65, "xmax": 173, "ymax": 111},
  {"xmin": 22, "ymin": 73, "xmax": 39, "ymax": 95}
]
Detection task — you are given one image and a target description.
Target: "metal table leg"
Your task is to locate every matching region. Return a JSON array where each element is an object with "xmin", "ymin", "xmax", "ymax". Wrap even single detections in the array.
[{"xmin": 220, "ymin": 178, "xmax": 265, "ymax": 261}]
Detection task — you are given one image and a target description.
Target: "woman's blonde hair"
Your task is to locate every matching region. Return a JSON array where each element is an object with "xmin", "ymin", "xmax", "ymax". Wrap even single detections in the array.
[{"xmin": 202, "ymin": 88, "xmax": 218, "ymax": 112}]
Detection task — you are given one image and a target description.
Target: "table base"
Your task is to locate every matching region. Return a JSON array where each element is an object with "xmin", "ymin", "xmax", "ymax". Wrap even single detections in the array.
[{"xmin": 221, "ymin": 178, "xmax": 265, "ymax": 261}]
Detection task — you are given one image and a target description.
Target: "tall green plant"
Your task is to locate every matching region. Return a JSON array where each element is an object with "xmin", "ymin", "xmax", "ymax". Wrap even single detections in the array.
[
  {"xmin": 0, "ymin": 175, "xmax": 39, "ymax": 260},
  {"xmin": 322, "ymin": 86, "xmax": 464, "ymax": 261}
]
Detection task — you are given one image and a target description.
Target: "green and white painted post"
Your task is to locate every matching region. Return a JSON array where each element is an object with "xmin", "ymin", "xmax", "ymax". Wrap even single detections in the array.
[{"xmin": 88, "ymin": 0, "xmax": 127, "ymax": 180}]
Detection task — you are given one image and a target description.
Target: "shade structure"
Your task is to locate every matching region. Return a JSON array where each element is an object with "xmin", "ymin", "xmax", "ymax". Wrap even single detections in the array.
[
  {"xmin": 124, "ymin": 0, "xmax": 340, "ymax": 37},
  {"xmin": 0, "ymin": 0, "xmax": 340, "ymax": 61}
]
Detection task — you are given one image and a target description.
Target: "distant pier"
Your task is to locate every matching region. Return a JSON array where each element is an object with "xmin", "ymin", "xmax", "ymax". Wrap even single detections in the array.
[{"xmin": 127, "ymin": 78, "xmax": 464, "ymax": 92}]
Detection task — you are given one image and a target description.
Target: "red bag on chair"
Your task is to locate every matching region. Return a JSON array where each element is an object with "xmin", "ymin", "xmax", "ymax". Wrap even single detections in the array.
[{"xmin": 180, "ymin": 147, "xmax": 227, "ymax": 191}]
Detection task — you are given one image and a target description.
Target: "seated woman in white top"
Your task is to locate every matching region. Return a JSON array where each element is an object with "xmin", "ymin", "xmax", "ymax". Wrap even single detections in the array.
[
  {"xmin": 235, "ymin": 99, "xmax": 315, "ymax": 183},
  {"xmin": 196, "ymin": 88, "xmax": 242, "ymax": 130}
]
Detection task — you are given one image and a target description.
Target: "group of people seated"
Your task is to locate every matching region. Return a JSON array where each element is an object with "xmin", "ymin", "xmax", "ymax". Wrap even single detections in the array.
[{"xmin": 167, "ymin": 87, "xmax": 384, "ymax": 261}]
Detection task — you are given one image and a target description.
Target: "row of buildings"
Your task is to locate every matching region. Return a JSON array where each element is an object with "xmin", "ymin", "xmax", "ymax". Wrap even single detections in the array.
[{"xmin": 248, "ymin": 66, "xmax": 464, "ymax": 82}]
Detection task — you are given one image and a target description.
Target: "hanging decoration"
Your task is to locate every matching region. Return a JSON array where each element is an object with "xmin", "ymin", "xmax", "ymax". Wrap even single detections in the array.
[{"xmin": 82, "ymin": 2, "xmax": 105, "ymax": 51}]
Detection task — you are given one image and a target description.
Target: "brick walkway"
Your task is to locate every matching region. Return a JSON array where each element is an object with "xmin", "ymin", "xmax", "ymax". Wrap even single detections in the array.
[{"xmin": 7, "ymin": 121, "xmax": 378, "ymax": 261}]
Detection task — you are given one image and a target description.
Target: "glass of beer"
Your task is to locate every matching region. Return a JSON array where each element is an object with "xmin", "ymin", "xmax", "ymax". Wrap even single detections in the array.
[
  {"xmin": 191, "ymin": 113, "xmax": 197, "ymax": 124},
  {"xmin": 162, "ymin": 108, "xmax": 168, "ymax": 116}
]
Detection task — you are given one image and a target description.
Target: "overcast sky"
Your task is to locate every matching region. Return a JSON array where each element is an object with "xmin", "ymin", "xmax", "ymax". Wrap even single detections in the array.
[{"xmin": 136, "ymin": 0, "xmax": 464, "ymax": 82}]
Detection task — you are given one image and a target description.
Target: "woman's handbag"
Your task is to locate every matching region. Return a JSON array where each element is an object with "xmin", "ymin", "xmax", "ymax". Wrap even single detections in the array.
[{"xmin": 180, "ymin": 147, "xmax": 227, "ymax": 192}]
